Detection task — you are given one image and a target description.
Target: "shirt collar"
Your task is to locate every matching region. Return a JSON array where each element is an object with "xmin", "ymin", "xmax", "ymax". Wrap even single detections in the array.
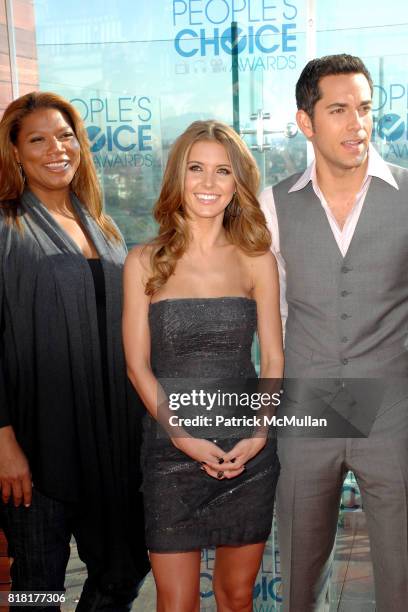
[{"xmin": 288, "ymin": 144, "xmax": 398, "ymax": 193}]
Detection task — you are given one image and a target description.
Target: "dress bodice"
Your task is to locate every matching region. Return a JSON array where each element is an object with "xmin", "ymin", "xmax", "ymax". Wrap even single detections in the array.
[{"xmin": 149, "ymin": 297, "xmax": 257, "ymax": 378}]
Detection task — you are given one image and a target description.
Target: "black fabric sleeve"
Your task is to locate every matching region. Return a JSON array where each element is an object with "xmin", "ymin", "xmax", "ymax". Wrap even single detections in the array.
[{"xmin": 0, "ymin": 218, "xmax": 11, "ymax": 428}]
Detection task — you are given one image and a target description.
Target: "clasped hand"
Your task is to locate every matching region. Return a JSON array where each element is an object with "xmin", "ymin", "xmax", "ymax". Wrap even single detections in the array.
[{"xmin": 171, "ymin": 436, "xmax": 266, "ymax": 480}]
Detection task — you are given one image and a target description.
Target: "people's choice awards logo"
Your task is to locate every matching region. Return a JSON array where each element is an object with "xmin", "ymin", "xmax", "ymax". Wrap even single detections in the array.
[
  {"xmin": 72, "ymin": 96, "xmax": 153, "ymax": 168},
  {"xmin": 377, "ymin": 113, "xmax": 405, "ymax": 142},
  {"xmin": 87, "ymin": 126, "xmax": 106, "ymax": 153},
  {"xmin": 172, "ymin": 0, "xmax": 298, "ymax": 73}
]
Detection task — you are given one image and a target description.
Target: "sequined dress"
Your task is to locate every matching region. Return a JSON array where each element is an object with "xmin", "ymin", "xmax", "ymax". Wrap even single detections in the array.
[{"xmin": 142, "ymin": 297, "xmax": 279, "ymax": 552}]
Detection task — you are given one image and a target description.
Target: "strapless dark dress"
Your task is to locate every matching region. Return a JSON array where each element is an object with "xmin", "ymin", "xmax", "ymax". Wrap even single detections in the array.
[{"xmin": 141, "ymin": 297, "xmax": 280, "ymax": 552}]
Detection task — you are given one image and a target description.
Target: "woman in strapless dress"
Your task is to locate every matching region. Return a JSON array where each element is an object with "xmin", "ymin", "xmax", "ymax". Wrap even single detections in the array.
[{"xmin": 123, "ymin": 120, "xmax": 283, "ymax": 612}]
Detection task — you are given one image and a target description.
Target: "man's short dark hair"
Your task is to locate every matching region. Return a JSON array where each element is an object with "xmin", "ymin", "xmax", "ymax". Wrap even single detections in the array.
[{"xmin": 296, "ymin": 53, "xmax": 373, "ymax": 118}]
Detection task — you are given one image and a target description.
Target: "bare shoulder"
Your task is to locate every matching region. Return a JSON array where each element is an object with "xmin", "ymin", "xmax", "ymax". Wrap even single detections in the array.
[
  {"xmin": 238, "ymin": 249, "xmax": 277, "ymax": 276},
  {"xmin": 126, "ymin": 243, "xmax": 152, "ymax": 267},
  {"xmin": 124, "ymin": 243, "xmax": 153, "ymax": 282}
]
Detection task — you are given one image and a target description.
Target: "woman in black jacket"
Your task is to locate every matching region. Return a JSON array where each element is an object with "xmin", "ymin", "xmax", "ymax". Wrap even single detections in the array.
[{"xmin": 0, "ymin": 92, "xmax": 149, "ymax": 611}]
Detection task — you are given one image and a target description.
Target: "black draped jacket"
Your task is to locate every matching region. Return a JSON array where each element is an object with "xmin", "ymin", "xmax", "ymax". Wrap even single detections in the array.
[{"xmin": 0, "ymin": 189, "xmax": 149, "ymax": 586}]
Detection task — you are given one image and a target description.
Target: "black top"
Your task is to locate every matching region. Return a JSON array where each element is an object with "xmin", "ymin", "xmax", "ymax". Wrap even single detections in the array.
[
  {"xmin": 87, "ymin": 258, "xmax": 107, "ymax": 352},
  {"xmin": 87, "ymin": 258, "xmax": 110, "ymax": 423}
]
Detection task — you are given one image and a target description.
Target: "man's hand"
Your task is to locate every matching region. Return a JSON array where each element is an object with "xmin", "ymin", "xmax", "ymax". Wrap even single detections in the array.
[{"xmin": 0, "ymin": 426, "xmax": 32, "ymax": 507}]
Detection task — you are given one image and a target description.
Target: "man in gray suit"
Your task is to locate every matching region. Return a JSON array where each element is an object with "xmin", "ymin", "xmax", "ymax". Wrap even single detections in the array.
[{"xmin": 260, "ymin": 54, "xmax": 408, "ymax": 611}]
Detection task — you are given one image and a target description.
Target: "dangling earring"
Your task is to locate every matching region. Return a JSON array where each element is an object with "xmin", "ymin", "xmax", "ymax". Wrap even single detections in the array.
[
  {"xmin": 18, "ymin": 162, "xmax": 26, "ymax": 184},
  {"xmin": 226, "ymin": 191, "xmax": 240, "ymax": 218}
]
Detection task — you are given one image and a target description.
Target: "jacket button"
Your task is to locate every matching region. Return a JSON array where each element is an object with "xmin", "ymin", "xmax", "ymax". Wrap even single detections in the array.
[
  {"xmin": 342, "ymin": 358, "xmax": 349, "ymax": 365},
  {"xmin": 341, "ymin": 337, "xmax": 348, "ymax": 343},
  {"xmin": 341, "ymin": 313, "xmax": 349, "ymax": 320},
  {"xmin": 341, "ymin": 290, "xmax": 350, "ymax": 297},
  {"xmin": 341, "ymin": 266, "xmax": 352, "ymax": 273}
]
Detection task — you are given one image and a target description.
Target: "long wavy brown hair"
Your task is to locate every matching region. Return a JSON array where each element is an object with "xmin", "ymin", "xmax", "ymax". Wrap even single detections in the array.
[
  {"xmin": 0, "ymin": 91, "xmax": 120, "ymax": 241},
  {"xmin": 145, "ymin": 120, "xmax": 271, "ymax": 295}
]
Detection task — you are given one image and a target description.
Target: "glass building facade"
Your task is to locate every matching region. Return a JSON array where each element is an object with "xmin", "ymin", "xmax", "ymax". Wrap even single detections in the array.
[{"xmin": 4, "ymin": 0, "xmax": 408, "ymax": 246}]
